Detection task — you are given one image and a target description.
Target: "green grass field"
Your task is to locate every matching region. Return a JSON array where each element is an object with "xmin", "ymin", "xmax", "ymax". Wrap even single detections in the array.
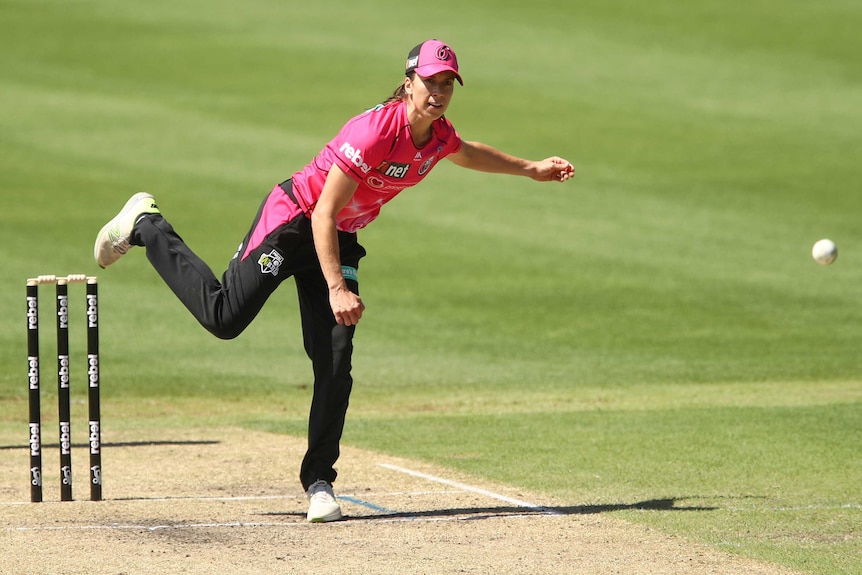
[{"xmin": 2, "ymin": 0, "xmax": 860, "ymax": 572}]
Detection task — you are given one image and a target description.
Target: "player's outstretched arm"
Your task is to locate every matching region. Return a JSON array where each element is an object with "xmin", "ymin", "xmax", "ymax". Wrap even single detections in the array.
[{"xmin": 447, "ymin": 140, "xmax": 574, "ymax": 183}]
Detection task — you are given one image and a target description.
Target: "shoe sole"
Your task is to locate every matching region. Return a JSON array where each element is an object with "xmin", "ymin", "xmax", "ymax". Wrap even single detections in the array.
[
  {"xmin": 94, "ymin": 192, "xmax": 154, "ymax": 268},
  {"xmin": 307, "ymin": 509, "xmax": 343, "ymax": 523}
]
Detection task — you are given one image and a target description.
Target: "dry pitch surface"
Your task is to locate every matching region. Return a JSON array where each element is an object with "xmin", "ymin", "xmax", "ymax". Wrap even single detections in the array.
[{"xmin": 0, "ymin": 428, "xmax": 799, "ymax": 575}]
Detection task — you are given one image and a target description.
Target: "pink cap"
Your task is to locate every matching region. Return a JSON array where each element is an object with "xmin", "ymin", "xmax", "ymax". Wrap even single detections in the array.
[{"xmin": 405, "ymin": 39, "xmax": 463, "ymax": 85}]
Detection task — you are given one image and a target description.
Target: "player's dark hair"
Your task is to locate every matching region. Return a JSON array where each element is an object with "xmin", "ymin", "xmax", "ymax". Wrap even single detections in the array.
[{"xmin": 380, "ymin": 73, "xmax": 414, "ymax": 105}]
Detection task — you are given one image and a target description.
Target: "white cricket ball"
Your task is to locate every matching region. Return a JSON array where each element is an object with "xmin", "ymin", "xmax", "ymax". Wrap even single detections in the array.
[{"xmin": 812, "ymin": 239, "xmax": 838, "ymax": 266}]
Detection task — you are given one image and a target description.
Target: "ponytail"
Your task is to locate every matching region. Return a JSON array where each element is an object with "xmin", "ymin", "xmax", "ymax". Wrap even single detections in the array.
[{"xmin": 380, "ymin": 74, "xmax": 413, "ymax": 106}]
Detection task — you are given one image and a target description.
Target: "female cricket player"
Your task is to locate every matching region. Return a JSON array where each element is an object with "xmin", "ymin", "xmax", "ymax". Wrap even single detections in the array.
[{"xmin": 94, "ymin": 39, "xmax": 574, "ymax": 522}]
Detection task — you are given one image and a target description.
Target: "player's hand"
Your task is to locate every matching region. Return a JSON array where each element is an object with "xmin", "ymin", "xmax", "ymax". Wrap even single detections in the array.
[
  {"xmin": 532, "ymin": 157, "xmax": 575, "ymax": 182},
  {"xmin": 330, "ymin": 286, "xmax": 365, "ymax": 326}
]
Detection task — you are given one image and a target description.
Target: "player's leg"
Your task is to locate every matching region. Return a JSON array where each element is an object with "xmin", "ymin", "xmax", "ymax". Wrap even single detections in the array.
[
  {"xmin": 296, "ymin": 232, "xmax": 365, "ymax": 521},
  {"xmin": 94, "ymin": 187, "xmax": 306, "ymax": 339}
]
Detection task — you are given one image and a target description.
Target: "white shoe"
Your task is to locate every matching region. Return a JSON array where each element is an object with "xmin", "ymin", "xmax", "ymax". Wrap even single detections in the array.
[
  {"xmin": 306, "ymin": 480, "xmax": 343, "ymax": 523},
  {"xmin": 94, "ymin": 192, "xmax": 160, "ymax": 268}
]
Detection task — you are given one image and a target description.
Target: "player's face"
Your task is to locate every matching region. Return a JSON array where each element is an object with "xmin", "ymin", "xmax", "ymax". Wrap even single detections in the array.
[{"xmin": 407, "ymin": 71, "xmax": 457, "ymax": 118}]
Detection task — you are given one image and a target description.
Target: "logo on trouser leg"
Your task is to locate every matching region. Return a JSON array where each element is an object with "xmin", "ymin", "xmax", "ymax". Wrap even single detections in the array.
[{"xmin": 258, "ymin": 249, "xmax": 284, "ymax": 276}]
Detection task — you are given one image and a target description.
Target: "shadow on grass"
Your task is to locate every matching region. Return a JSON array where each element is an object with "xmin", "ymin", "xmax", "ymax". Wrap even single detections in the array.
[{"xmin": 561, "ymin": 497, "xmax": 719, "ymax": 514}]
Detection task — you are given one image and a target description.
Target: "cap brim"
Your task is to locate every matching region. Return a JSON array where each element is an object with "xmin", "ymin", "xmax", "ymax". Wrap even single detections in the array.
[{"xmin": 414, "ymin": 64, "xmax": 464, "ymax": 85}]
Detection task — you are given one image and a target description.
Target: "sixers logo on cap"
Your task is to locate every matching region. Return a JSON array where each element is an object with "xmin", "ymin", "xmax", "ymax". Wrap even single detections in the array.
[{"xmin": 405, "ymin": 39, "xmax": 463, "ymax": 85}]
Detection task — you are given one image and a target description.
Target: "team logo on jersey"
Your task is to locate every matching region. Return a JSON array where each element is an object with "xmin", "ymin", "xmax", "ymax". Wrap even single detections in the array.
[
  {"xmin": 418, "ymin": 156, "xmax": 436, "ymax": 175},
  {"xmin": 258, "ymin": 249, "xmax": 284, "ymax": 276}
]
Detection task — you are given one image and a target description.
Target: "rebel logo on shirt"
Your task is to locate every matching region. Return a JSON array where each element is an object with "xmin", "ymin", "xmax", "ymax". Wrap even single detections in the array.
[{"xmin": 339, "ymin": 141, "xmax": 372, "ymax": 174}]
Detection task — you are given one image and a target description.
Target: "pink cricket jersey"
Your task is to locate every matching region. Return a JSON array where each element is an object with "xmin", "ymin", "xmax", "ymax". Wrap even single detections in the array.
[{"xmin": 292, "ymin": 100, "xmax": 462, "ymax": 232}]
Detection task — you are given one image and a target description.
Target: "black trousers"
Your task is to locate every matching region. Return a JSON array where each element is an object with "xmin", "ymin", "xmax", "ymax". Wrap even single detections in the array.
[{"xmin": 132, "ymin": 184, "xmax": 366, "ymax": 490}]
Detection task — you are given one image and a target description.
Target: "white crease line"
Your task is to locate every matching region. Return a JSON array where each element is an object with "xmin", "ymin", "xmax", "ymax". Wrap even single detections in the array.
[
  {"xmin": 378, "ymin": 463, "xmax": 561, "ymax": 515},
  {"xmin": 0, "ymin": 490, "xmax": 460, "ymax": 506},
  {"xmin": 120, "ymin": 495, "xmax": 294, "ymax": 503},
  {"xmin": 0, "ymin": 496, "xmax": 294, "ymax": 506},
  {"xmin": 6, "ymin": 522, "xmax": 289, "ymax": 533},
  {"xmin": 3, "ymin": 513, "xmax": 545, "ymax": 533},
  {"xmin": 346, "ymin": 490, "xmax": 461, "ymax": 498}
]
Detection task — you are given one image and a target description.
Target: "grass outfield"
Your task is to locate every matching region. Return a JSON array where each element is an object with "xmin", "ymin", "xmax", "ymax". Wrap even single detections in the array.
[{"xmin": 1, "ymin": 0, "xmax": 860, "ymax": 573}]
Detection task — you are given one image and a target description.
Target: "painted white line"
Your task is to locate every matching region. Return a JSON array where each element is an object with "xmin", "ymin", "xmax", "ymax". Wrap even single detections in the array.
[
  {"xmin": 0, "ymin": 490, "xmax": 460, "ymax": 507},
  {"xmin": 378, "ymin": 463, "xmax": 561, "ymax": 515},
  {"xmin": 0, "ymin": 495, "xmax": 297, "ymax": 506},
  {"xmin": 119, "ymin": 495, "xmax": 295, "ymax": 503},
  {"xmin": 3, "ymin": 513, "xmax": 552, "ymax": 533},
  {"xmin": 7, "ymin": 522, "xmax": 291, "ymax": 533}
]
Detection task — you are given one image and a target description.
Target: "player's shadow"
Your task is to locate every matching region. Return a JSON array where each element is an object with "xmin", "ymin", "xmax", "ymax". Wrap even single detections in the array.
[
  {"xmin": 557, "ymin": 497, "xmax": 719, "ymax": 514},
  {"xmin": 346, "ymin": 497, "xmax": 717, "ymax": 522}
]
